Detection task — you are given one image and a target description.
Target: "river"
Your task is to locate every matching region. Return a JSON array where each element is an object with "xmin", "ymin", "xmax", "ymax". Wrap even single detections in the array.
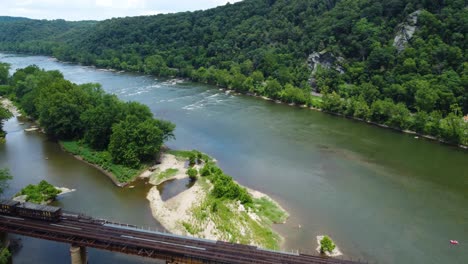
[{"xmin": 0, "ymin": 53, "xmax": 467, "ymax": 264}]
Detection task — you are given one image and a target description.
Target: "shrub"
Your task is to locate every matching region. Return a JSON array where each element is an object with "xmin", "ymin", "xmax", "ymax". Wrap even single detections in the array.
[
  {"xmin": 200, "ymin": 162, "xmax": 222, "ymax": 176},
  {"xmin": 187, "ymin": 168, "xmax": 198, "ymax": 180},
  {"xmin": 211, "ymin": 173, "xmax": 252, "ymax": 204},
  {"xmin": 320, "ymin": 236, "xmax": 336, "ymax": 254},
  {"xmin": 188, "ymin": 153, "xmax": 197, "ymax": 166}
]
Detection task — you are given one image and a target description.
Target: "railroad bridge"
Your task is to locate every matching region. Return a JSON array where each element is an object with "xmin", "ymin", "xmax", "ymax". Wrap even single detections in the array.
[{"xmin": 0, "ymin": 210, "xmax": 360, "ymax": 264}]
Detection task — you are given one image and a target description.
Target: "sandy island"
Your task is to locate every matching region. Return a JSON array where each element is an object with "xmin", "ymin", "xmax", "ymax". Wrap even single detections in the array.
[{"xmin": 142, "ymin": 153, "xmax": 289, "ymax": 249}]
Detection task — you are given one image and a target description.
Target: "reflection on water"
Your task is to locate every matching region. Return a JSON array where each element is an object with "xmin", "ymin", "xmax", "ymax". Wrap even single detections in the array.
[{"xmin": 157, "ymin": 178, "xmax": 196, "ymax": 201}]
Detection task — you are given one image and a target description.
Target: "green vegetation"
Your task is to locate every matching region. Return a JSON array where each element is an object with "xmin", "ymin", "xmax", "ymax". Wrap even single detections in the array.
[
  {"xmin": 2, "ymin": 66, "xmax": 175, "ymax": 182},
  {"xmin": 61, "ymin": 140, "xmax": 142, "ymax": 183},
  {"xmin": 16, "ymin": 180, "xmax": 61, "ymax": 204},
  {"xmin": 180, "ymin": 156, "xmax": 288, "ymax": 249},
  {"xmin": 0, "ymin": 246, "xmax": 10, "ymax": 264},
  {"xmin": 186, "ymin": 168, "xmax": 198, "ymax": 180},
  {"xmin": 167, "ymin": 149, "xmax": 210, "ymax": 163},
  {"xmin": 320, "ymin": 236, "xmax": 336, "ymax": 254},
  {"xmin": 0, "ymin": 0, "xmax": 465, "ymax": 146},
  {"xmin": 189, "ymin": 176, "xmax": 285, "ymax": 249},
  {"xmin": 182, "ymin": 221, "xmax": 203, "ymax": 235},
  {"xmin": 0, "ymin": 63, "xmax": 13, "ymax": 141},
  {"xmin": 0, "ymin": 106, "xmax": 11, "ymax": 142},
  {"xmin": 252, "ymin": 197, "xmax": 288, "ymax": 224}
]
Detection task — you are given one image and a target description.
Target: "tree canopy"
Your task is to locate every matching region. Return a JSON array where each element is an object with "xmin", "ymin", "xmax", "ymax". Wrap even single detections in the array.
[{"xmin": 7, "ymin": 66, "xmax": 175, "ymax": 168}]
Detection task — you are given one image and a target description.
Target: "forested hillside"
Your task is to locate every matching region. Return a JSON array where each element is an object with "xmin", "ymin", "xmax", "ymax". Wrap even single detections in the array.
[{"xmin": 0, "ymin": 0, "xmax": 466, "ymax": 145}]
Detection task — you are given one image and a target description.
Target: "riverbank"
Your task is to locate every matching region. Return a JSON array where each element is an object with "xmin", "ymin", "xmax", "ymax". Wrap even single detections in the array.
[
  {"xmin": 320, "ymin": 110, "xmax": 468, "ymax": 150},
  {"xmin": 60, "ymin": 141, "xmax": 148, "ymax": 187},
  {"xmin": 235, "ymin": 89, "xmax": 468, "ymax": 150},
  {"xmin": 0, "ymin": 96, "xmax": 20, "ymax": 117},
  {"xmin": 143, "ymin": 151, "xmax": 289, "ymax": 250},
  {"xmin": 4, "ymin": 52, "xmax": 466, "ymax": 150},
  {"xmin": 0, "ymin": 97, "xmax": 143, "ymax": 186}
]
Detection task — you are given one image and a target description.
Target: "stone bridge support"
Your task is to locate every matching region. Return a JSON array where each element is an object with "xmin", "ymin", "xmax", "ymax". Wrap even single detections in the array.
[{"xmin": 70, "ymin": 244, "xmax": 87, "ymax": 264}]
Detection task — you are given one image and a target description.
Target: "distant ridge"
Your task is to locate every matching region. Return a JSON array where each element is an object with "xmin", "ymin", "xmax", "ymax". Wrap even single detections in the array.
[{"xmin": 0, "ymin": 16, "xmax": 30, "ymax": 22}]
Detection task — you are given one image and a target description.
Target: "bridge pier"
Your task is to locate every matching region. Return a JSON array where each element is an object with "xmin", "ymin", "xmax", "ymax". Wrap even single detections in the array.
[{"xmin": 70, "ymin": 244, "xmax": 87, "ymax": 264}]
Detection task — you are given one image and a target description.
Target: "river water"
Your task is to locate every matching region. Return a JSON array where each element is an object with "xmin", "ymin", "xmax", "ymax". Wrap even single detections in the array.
[{"xmin": 0, "ymin": 53, "xmax": 466, "ymax": 264}]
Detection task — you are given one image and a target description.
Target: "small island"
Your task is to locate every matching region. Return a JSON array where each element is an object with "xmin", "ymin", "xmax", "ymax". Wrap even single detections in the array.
[
  {"xmin": 142, "ymin": 150, "xmax": 289, "ymax": 250},
  {"xmin": 14, "ymin": 180, "xmax": 74, "ymax": 205}
]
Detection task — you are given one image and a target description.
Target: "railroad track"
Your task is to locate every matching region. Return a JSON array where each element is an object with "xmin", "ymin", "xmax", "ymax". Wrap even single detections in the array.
[{"xmin": 0, "ymin": 214, "xmax": 360, "ymax": 264}]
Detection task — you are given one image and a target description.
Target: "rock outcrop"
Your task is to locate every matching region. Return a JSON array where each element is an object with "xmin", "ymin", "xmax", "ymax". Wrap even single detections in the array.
[
  {"xmin": 393, "ymin": 10, "xmax": 422, "ymax": 52},
  {"xmin": 307, "ymin": 50, "xmax": 345, "ymax": 91}
]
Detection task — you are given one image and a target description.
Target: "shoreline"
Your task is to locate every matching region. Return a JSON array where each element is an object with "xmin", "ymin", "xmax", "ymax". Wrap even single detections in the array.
[
  {"xmin": 218, "ymin": 89, "xmax": 468, "ymax": 150},
  {"xmin": 59, "ymin": 142, "xmax": 128, "ymax": 187},
  {"xmin": 144, "ymin": 152, "xmax": 289, "ymax": 249},
  {"xmin": 0, "ymin": 96, "xmax": 140, "ymax": 188},
  {"xmin": 2, "ymin": 52, "xmax": 466, "ymax": 150},
  {"xmin": 0, "ymin": 96, "xmax": 20, "ymax": 117}
]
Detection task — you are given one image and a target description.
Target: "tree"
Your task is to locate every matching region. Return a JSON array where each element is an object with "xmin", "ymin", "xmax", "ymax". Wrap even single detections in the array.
[
  {"xmin": 358, "ymin": 83, "xmax": 380, "ymax": 104},
  {"xmin": 108, "ymin": 116, "xmax": 164, "ymax": 168},
  {"xmin": 438, "ymin": 111, "xmax": 466, "ymax": 145},
  {"xmin": 0, "ymin": 106, "xmax": 12, "ymax": 140},
  {"xmin": 123, "ymin": 101, "xmax": 153, "ymax": 123},
  {"xmin": 415, "ymin": 85, "xmax": 439, "ymax": 113},
  {"xmin": 352, "ymin": 96, "xmax": 371, "ymax": 120},
  {"xmin": 37, "ymin": 88, "xmax": 85, "ymax": 139},
  {"xmin": 264, "ymin": 79, "xmax": 282, "ymax": 99},
  {"xmin": 81, "ymin": 95, "xmax": 125, "ymax": 149},
  {"xmin": 153, "ymin": 119, "xmax": 176, "ymax": 142},
  {"xmin": 322, "ymin": 92, "xmax": 344, "ymax": 114},
  {"xmin": 320, "ymin": 236, "xmax": 336, "ymax": 254},
  {"xmin": 144, "ymin": 55, "xmax": 168, "ymax": 76}
]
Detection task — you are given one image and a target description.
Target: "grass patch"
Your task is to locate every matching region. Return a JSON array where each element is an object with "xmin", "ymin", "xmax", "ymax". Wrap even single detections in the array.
[
  {"xmin": 152, "ymin": 168, "xmax": 178, "ymax": 185},
  {"xmin": 61, "ymin": 140, "xmax": 144, "ymax": 183},
  {"xmin": 167, "ymin": 149, "xmax": 212, "ymax": 162},
  {"xmin": 181, "ymin": 221, "xmax": 201, "ymax": 235},
  {"xmin": 252, "ymin": 197, "xmax": 288, "ymax": 224},
  {"xmin": 188, "ymin": 177, "xmax": 284, "ymax": 249}
]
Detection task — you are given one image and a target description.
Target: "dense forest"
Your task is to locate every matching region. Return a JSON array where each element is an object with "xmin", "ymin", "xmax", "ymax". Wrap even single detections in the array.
[
  {"xmin": 0, "ymin": 0, "xmax": 466, "ymax": 145},
  {"xmin": 0, "ymin": 63, "xmax": 175, "ymax": 180}
]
